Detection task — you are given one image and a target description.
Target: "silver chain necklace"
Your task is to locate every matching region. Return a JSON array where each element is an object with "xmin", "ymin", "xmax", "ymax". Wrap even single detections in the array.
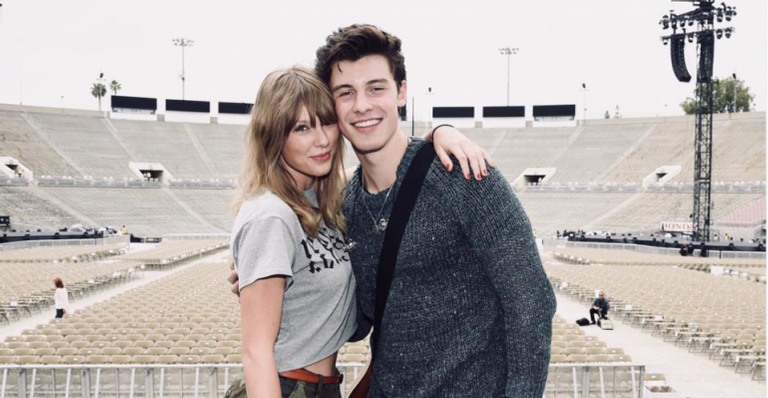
[{"xmin": 360, "ymin": 174, "xmax": 395, "ymax": 233}]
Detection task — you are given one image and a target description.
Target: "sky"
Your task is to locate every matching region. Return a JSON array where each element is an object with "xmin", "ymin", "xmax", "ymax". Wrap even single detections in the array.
[{"xmin": 0, "ymin": 0, "xmax": 765, "ymax": 121}]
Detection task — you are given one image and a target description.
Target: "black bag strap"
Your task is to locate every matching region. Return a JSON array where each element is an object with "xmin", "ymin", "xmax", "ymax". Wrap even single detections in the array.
[{"xmin": 372, "ymin": 143, "xmax": 436, "ymax": 359}]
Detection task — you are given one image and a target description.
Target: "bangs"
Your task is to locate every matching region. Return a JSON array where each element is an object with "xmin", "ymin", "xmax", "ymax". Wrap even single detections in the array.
[{"xmin": 292, "ymin": 77, "xmax": 338, "ymax": 129}]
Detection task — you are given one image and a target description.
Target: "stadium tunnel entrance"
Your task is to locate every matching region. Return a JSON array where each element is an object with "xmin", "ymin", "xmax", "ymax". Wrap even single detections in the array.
[
  {"xmin": 643, "ymin": 165, "xmax": 681, "ymax": 187},
  {"xmin": 129, "ymin": 162, "xmax": 174, "ymax": 185},
  {"xmin": 0, "ymin": 156, "xmax": 33, "ymax": 180},
  {"xmin": 513, "ymin": 167, "xmax": 556, "ymax": 191}
]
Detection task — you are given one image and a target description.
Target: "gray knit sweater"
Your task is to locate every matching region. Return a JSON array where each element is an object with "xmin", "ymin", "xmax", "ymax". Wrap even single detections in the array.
[{"xmin": 343, "ymin": 138, "xmax": 557, "ymax": 398}]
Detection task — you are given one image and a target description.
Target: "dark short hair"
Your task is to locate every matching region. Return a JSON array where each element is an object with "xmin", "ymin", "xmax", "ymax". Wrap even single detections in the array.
[
  {"xmin": 54, "ymin": 277, "xmax": 64, "ymax": 289},
  {"xmin": 315, "ymin": 24, "xmax": 406, "ymax": 90}
]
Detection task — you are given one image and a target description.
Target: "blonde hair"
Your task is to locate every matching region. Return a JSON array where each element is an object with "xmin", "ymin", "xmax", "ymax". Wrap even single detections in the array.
[{"xmin": 232, "ymin": 66, "xmax": 346, "ymax": 237}]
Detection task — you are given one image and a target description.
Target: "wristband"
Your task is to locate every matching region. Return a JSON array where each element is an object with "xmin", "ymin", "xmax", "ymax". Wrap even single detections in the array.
[{"xmin": 431, "ymin": 124, "xmax": 454, "ymax": 139}]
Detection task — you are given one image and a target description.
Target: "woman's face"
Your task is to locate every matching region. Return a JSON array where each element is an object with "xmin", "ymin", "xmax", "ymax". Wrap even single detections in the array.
[{"xmin": 280, "ymin": 106, "xmax": 339, "ymax": 190}]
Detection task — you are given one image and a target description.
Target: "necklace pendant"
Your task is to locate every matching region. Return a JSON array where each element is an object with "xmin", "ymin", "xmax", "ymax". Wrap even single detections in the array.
[
  {"xmin": 375, "ymin": 218, "xmax": 388, "ymax": 233},
  {"xmin": 343, "ymin": 240, "xmax": 357, "ymax": 252}
]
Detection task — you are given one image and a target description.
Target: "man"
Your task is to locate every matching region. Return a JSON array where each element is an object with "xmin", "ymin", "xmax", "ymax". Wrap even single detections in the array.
[
  {"xmin": 590, "ymin": 291, "xmax": 610, "ymax": 325},
  {"xmin": 319, "ymin": 24, "xmax": 555, "ymax": 398},
  {"xmin": 231, "ymin": 24, "xmax": 556, "ymax": 398}
]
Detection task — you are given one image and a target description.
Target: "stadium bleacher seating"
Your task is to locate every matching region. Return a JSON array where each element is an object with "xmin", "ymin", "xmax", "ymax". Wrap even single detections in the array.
[
  {"xmin": 167, "ymin": 189, "xmax": 235, "ymax": 231},
  {"xmin": 113, "ymin": 239, "xmax": 228, "ymax": 268},
  {"xmin": 1, "ymin": 262, "xmax": 237, "ymax": 363},
  {"xmin": 0, "ymin": 243, "xmax": 126, "ymax": 263},
  {"xmin": 1, "ymin": 109, "xmax": 764, "ymax": 240},
  {"xmin": 21, "ymin": 113, "xmax": 135, "ymax": 178},
  {"xmin": 110, "ymin": 120, "xmax": 216, "ymax": 180},
  {"xmin": 549, "ymin": 123, "xmax": 653, "ymax": 183},
  {"xmin": 181, "ymin": 123, "xmax": 246, "ymax": 179},
  {"xmin": 547, "ymin": 260, "xmax": 766, "ymax": 380},
  {"xmin": 517, "ymin": 192, "xmax": 636, "ymax": 236},
  {"xmin": 36, "ymin": 187, "xmax": 224, "ymax": 236},
  {"xmin": 718, "ymin": 196, "xmax": 766, "ymax": 226},
  {"xmin": 0, "ymin": 187, "xmax": 80, "ymax": 229},
  {"xmin": 0, "ymin": 259, "xmax": 138, "ymax": 324},
  {"xmin": 584, "ymin": 192, "xmax": 764, "ymax": 234},
  {"xmin": 0, "ymin": 111, "xmax": 80, "ymax": 177}
]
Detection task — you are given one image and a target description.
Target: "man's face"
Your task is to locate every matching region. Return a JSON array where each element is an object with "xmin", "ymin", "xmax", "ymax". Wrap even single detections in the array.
[{"xmin": 329, "ymin": 55, "xmax": 407, "ymax": 155}]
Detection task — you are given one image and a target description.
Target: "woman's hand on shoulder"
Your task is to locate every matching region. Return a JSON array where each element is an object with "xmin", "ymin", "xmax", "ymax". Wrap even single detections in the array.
[{"xmin": 426, "ymin": 126, "xmax": 495, "ymax": 180}]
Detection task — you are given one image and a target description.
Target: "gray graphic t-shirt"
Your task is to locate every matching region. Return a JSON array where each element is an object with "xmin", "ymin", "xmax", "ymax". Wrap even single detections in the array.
[{"xmin": 230, "ymin": 189, "xmax": 357, "ymax": 372}]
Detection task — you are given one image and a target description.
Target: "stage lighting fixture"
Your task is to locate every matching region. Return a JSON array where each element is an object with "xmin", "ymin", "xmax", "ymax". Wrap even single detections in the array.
[
  {"xmin": 687, "ymin": 34, "xmax": 694, "ymax": 43},
  {"xmin": 662, "ymin": 37, "xmax": 669, "ymax": 45},
  {"xmin": 724, "ymin": 28, "xmax": 732, "ymax": 38},
  {"xmin": 716, "ymin": 29, "xmax": 723, "ymax": 39}
]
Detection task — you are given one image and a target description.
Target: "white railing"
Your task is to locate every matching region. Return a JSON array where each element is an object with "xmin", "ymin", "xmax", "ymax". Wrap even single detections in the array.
[
  {"xmin": 0, "ymin": 235, "xmax": 130, "ymax": 252},
  {"xmin": 36, "ymin": 177, "xmax": 161, "ymax": 189},
  {"xmin": 720, "ymin": 251, "xmax": 766, "ymax": 260},
  {"xmin": 162, "ymin": 234, "xmax": 230, "ymax": 241},
  {"xmin": 547, "ymin": 363, "xmax": 645, "ymax": 398},
  {"xmin": 543, "ymin": 238, "xmax": 765, "ymax": 261},
  {"xmin": 0, "ymin": 363, "xmax": 645, "ymax": 398},
  {"xmin": 525, "ymin": 183, "xmax": 640, "ymax": 193},
  {"xmin": 168, "ymin": 180, "xmax": 237, "ymax": 190},
  {"xmin": 0, "ymin": 178, "xmax": 29, "ymax": 187}
]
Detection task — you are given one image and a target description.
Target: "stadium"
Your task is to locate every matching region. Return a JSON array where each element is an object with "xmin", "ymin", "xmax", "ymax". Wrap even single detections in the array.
[{"xmin": 0, "ymin": 1, "xmax": 766, "ymax": 398}]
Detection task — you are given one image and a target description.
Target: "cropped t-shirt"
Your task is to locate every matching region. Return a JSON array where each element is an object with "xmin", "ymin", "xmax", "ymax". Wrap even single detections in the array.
[{"xmin": 230, "ymin": 189, "xmax": 357, "ymax": 372}]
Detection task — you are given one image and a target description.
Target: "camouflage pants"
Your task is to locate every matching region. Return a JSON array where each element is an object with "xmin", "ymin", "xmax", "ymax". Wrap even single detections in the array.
[{"xmin": 224, "ymin": 375, "xmax": 341, "ymax": 398}]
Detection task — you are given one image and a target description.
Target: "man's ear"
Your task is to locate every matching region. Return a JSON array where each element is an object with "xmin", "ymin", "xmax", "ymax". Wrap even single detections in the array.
[{"xmin": 397, "ymin": 80, "xmax": 408, "ymax": 107}]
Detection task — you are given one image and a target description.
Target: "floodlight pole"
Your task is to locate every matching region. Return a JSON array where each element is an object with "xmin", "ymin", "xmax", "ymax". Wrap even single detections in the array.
[
  {"xmin": 580, "ymin": 84, "xmax": 589, "ymax": 124},
  {"xmin": 498, "ymin": 47, "xmax": 518, "ymax": 106},
  {"xmin": 731, "ymin": 73, "xmax": 737, "ymax": 113},
  {"xmin": 173, "ymin": 38, "xmax": 194, "ymax": 100}
]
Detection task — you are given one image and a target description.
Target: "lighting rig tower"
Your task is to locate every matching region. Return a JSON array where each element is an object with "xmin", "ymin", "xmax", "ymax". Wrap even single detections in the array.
[
  {"xmin": 172, "ymin": 38, "xmax": 194, "ymax": 100},
  {"xmin": 659, "ymin": 0, "xmax": 736, "ymax": 243},
  {"xmin": 498, "ymin": 47, "xmax": 518, "ymax": 106}
]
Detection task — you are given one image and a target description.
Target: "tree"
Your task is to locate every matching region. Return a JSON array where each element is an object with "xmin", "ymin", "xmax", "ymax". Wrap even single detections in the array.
[
  {"xmin": 613, "ymin": 105, "xmax": 622, "ymax": 119},
  {"xmin": 91, "ymin": 83, "xmax": 107, "ymax": 111},
  {"xmin": 680, "ymin": 76, "xmax": 755, "ymax": 114},
  {"xmin": 110, "ymin": 80, "xmax": 122, "ymax": 95}
]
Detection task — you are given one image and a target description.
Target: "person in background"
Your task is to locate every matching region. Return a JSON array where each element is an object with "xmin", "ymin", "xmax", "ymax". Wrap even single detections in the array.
[
  {"xmin": 53, "ymin": 277, "xmax": 69, "ymax": 318},
  {"xmin": 590, "ymin": 291, "xmax": 609, "ymax": 324}
]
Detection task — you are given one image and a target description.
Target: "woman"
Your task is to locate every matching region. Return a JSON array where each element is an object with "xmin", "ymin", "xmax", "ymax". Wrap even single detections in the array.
[
  {"xmin": 229, "ymin": 66, "xmax": 490, "ymax": 398},
  {"xmin": 53, "ymin": 277, "xmax": 69, "ymax": 318}
]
